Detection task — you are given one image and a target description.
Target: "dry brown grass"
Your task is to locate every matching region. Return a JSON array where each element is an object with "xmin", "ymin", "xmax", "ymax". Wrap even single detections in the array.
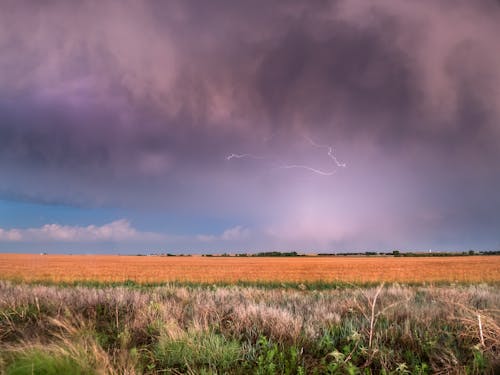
[
  {"xmin": 0, "ymin": 281, "xmax": 499, "ymax": 373},
  {"xmin": 0, "ymin": 254, "xmax": 499, "ymax": 283}
]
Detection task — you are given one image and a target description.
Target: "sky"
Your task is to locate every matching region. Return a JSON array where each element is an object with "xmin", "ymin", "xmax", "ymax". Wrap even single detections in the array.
[{"xmin": 1, "ymin": 0, "xmax": 500, "ymax": 253}]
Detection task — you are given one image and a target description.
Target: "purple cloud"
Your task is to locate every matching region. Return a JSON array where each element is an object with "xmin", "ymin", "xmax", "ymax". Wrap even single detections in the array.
[{"xmin": 1, "ymin": 0, "xmax": 499, "ymax": 251}]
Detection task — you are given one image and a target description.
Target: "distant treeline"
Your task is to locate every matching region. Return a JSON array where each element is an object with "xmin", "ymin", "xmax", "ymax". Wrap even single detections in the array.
[
  {"xmin": 317, "ymin": 252, "xmax": 385, "ymax": 256},
  {"xmin": 141, "ymin": 250, "xmax": 500, "ymax": 257},
  {"xmin": 246, "ymin": 251, "xmax": 303, "ymax": 257},
  {"xmin": 319, "ymin": 250, "xmax": 500, "ymax": 257},
  {"xmin": 204, "ymin": 251, "xmax": 303, "ymax": 257}
]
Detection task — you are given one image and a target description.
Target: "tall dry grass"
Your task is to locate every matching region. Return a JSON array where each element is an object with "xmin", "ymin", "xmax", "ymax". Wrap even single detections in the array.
[{"xmin": 0, "ymin": 281, "xmax": 498, "ymax": 373}]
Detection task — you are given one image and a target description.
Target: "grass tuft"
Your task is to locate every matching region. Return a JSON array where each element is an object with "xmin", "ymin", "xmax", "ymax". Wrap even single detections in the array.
[{"xmin": 154, "ymin": 329, "xmax": 243, "ymax": 373}]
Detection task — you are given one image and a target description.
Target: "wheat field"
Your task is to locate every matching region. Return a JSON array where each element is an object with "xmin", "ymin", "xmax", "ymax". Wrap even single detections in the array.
[{"xmin": 0, "ymin": 254, "xmax": 498, "ymax": 283}]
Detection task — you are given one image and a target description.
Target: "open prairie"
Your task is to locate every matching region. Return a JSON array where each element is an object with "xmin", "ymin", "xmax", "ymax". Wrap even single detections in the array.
[
  {"xmin": 0, "ymin": 254, "xmax": 499, "ymax": 283},
  {"xmin": 1, "ymin": 281, "xmax": 499, "ymax": 374},
  {"xmin": 1, "ymin": 257, "xmax": 499, "ymax": 373}
]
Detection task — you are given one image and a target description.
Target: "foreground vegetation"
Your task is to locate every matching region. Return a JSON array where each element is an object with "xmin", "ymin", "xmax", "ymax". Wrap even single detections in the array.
[{"xmin": 0, "ymin": 281, "xmax": 498, "ymax": 374}]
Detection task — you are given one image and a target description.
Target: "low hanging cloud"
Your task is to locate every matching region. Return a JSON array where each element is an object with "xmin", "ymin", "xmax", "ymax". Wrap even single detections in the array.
[
  {"xmin": 0, "ymin": 219, "xmax": 164, "ymax": 243},
  {"xmin": 197, "ymin": 226, "xmax": 250, "ymax": 242}
]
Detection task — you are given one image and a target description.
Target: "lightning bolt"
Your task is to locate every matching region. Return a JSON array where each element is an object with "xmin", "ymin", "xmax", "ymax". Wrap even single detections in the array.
[
  {"xmin": 278, "ymin": 164, "xmax": 336, "ymax": 176},
  {"xmin": 304, "ymin": 136, "xmax": 346, "ymax": 168},
  {"xmin": 226, "ymin": 135, "xmax": 345, "ymax": 176},
  {"xmin": 225, "ymin": 153, "xmax": 266, "ymax": 161}
]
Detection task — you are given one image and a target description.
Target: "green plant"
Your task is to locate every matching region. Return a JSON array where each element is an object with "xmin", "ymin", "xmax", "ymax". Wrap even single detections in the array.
[
  {"xmin": 154, "ymin": 329, "xmax": 242, "ymax": 373},
  {"xmin": 250, "ymin": 336, "xmax": 305, "ymax": 375},
  {"xmin": 469, "ymin": 345, "xmax": 488, "ymax": 374},
  {"xmin": 4, "ymin": 349, "xmax": 92, "ymax": 375},
  {"xmin": 321, "ymin": 330, "xmax": 365, "ymax": 375}
]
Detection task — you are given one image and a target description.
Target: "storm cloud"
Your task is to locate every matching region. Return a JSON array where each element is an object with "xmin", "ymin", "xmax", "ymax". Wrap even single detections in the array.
[{"xmin": 1, "ymin": 0, "xmax": 499, "ymax": 251}]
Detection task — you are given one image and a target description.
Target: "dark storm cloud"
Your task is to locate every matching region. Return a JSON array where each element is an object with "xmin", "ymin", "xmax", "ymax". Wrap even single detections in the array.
[{"xmin": 1, "ymin": 0, "xmax": 499, "ymax": 249}]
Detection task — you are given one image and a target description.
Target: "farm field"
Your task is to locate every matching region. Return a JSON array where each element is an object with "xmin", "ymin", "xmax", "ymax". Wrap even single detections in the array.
[
  {"xmin": 0, "ymin": 253, "xmax": 499, "ymax": 284},
  {"xmin": 1, "ymin": 255, "xmax": 499, "ymax": 373}
]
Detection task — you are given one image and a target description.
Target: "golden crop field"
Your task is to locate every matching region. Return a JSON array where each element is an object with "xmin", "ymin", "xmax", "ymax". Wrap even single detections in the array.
[{"xmin": 0, "ymin": 254, "xmax": 499, "ymax": 283}]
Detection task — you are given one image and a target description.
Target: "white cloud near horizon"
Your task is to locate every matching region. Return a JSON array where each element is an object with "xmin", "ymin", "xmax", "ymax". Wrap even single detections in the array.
[
  {"xmin": 196, "ymin": 225, "xmax": 250, "ymax": 242},
  {"xmin": 0, "ymin": 219, "xmax": 164, "ymax": 242}
]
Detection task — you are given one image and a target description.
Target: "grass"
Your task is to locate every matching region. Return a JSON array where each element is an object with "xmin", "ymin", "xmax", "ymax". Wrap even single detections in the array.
[
  {"xmin": 5, "ymin": 349, "xmax": 87, "ymax": 375},
  {"xmin": 4, "ymin": 277, "xmax": 500, "ymax": 292},
  {"xmin": 154, "ymin": 329, "xmax": 243, "ymax": 373},
  {"xmin": 0, "ymin": 280, "xmax": 498, "ymax": 373}
]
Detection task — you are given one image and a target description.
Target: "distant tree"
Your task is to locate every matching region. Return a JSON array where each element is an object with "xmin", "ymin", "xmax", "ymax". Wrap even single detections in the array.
[{"xmin": 392, "ymin": 250, "xmax": 401, "ymax": 257}]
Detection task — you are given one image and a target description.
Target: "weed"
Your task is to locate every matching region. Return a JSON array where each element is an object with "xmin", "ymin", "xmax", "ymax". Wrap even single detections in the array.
[
  {"xmin": 4, "ymin": 349, "xmax": 90, "ymax": 375},
  {"xmin": 154, "ymin": 329, "xmax": 242, "ymax": 373},
  {"xmin": 246, "ymin": 336, "xmax": 305, "ymax": 375}
]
